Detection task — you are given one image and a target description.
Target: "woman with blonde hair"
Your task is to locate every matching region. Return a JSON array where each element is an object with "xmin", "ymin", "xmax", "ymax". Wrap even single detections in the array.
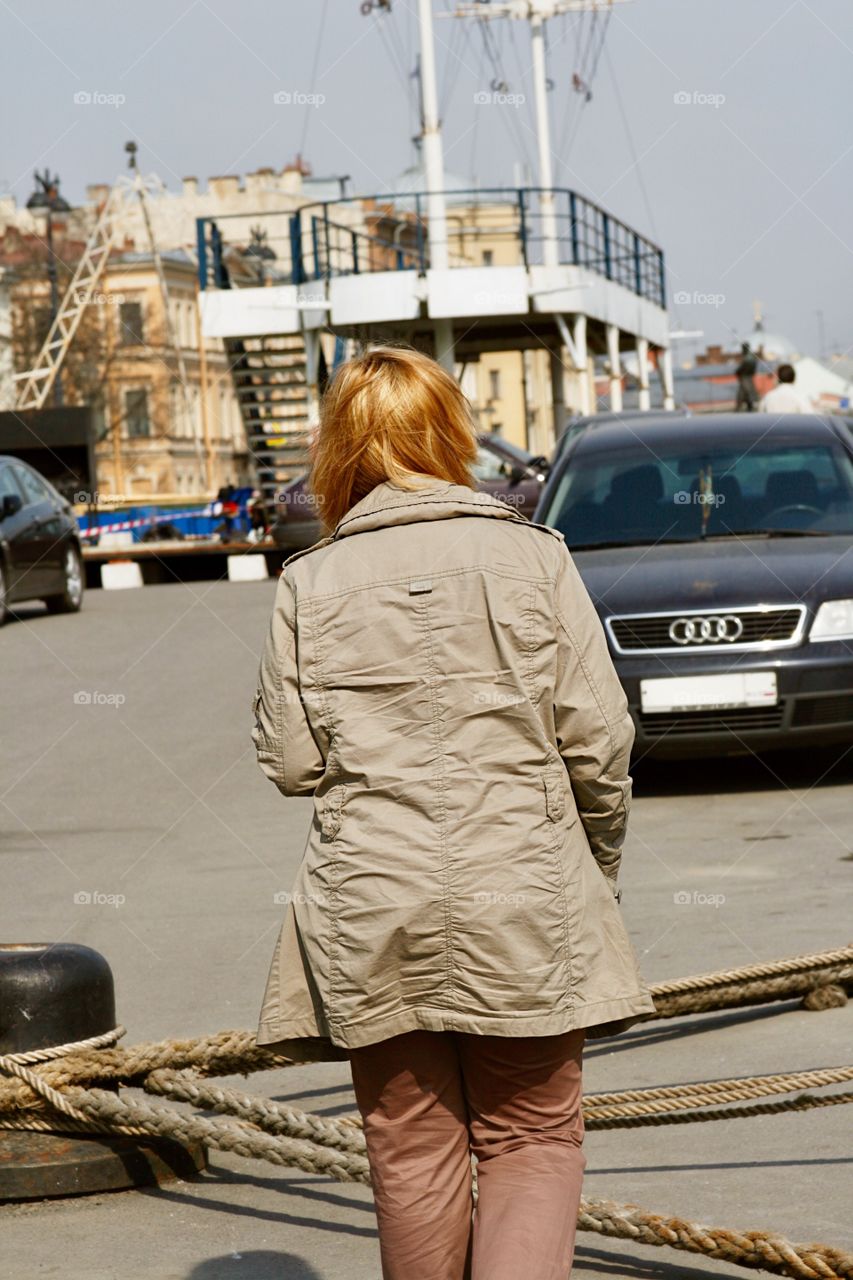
[{"xmin": 252, "ymin": 344, "xmax": 655, "ymax": 1280}]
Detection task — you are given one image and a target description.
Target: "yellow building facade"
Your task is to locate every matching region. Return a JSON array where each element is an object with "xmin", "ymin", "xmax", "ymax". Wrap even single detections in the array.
[{"xmin": 93, "ymin": 253, "xmax": 248, "ymax": 499}]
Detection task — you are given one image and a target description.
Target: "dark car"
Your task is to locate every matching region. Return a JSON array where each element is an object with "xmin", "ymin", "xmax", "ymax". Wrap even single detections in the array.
[
  {"xmin": 470, "ymin": 434, "xmax": 548, "ymax": 519},
  {"xmin": 272, "ymin": 434, "xmax": 548, "ymax": 551},
  {"xmin": 0, "ymin": 456, "xmax": 84, "ymax": 624},
  {"xmin": 535, "ymin": 414, "xmax": 853, "ymax": 757}
]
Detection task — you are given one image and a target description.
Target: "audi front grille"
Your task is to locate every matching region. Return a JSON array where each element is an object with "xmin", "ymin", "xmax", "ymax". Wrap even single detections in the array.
[{"xmin": 606, "ymin": 604, "xmax": 807, "ymax": 655}]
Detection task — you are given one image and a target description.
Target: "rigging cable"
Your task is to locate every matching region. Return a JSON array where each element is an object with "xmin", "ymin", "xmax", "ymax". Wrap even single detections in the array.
[
  {"xmin": 299, "ymin": 0, "xmax": 331, "ymax": 162},
  {"xmin": 372, "ymin": 6, "xmax": 418, "ymax": 109},
  {"xmin": 475, "ymin": 17, "xmax": 534, "ymax": 179},
  {"xmin": 556, "ymin": 3, "xmax": 613, "ymax": 176},
  {"xmin": 603, "ymin": 41, "xmax": 660, "ymax": 242}
]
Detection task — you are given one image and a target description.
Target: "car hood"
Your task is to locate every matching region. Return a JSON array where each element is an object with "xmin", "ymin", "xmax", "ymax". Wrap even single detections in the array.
[{"xmin": 572, "ymin": 535, "xmax": 853, "ymax": 615}]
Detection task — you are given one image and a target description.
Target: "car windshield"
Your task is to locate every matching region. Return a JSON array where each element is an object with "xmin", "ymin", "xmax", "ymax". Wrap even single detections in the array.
[{"xmin": 541, "ymin": 436, "xmax": 853, "ymax": 548}]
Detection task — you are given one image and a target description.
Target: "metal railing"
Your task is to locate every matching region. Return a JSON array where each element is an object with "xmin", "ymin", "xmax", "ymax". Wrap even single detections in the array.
[{"xmin": 196, "ymin": 187, "xmax": 665, "ymax": 308}]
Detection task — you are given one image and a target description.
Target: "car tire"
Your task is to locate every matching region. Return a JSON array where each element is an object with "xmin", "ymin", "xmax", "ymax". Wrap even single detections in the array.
[
  {"xmin": 0, "ymin": 559, "xmax": 8, "ymax": 626},
  {"xmin": 44, "ymin": 544, "xmax": 84, "ymax": 615}
]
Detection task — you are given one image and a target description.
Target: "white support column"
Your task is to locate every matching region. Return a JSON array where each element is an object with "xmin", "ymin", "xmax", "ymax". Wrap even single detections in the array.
[
  {"xmin": 573, "ymin": 313, "xmax": 590, "ymax": 416},
  {"xmin": 659, "ymin": 345, "xmax": 675, "ymax": 410},
  {"xmin": 606, "ymin": 323, "xmax": 623, "ymax": 412},
  {"xmin": 530, "ymin": 13, "xmax": 558, "ymax": 269},
  {"xmin": 636, "ymin": 336, "xmax": 650, "ymax": 411},
  {"xmin": 303, "ymin": 329, "xmax": 322, "ymax": 423}
]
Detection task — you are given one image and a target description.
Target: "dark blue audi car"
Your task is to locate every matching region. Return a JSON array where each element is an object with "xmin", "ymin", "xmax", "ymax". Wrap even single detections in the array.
[{"xmin": 535, "ymin": 413, "xmax": 853, "ymax": 757}]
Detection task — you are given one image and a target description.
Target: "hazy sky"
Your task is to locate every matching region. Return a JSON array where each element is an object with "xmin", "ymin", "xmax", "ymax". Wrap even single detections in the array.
[{"xmin": 0, "ymin": 0, "xmax": 850, "ymax": 361}]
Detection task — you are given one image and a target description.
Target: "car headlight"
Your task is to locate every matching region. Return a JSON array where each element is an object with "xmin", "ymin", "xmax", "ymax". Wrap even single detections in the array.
[{"xmin": 810, "ymin": 599, "xmax": 853, "ymax": 641}]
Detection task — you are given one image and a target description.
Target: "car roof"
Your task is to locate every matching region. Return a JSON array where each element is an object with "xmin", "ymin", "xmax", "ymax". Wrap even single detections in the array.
[
  {"xmin": 564, "ymin": 408, "xmax": 688, "ymax": 428},
  {"xmin": 569, "ymin": 412, "xmax": 847, "ymax": 459}
]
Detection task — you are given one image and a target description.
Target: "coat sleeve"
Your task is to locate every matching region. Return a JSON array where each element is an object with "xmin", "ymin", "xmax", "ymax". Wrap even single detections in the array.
[
  {"xmin": 252, "ymin": 570, "xmax": 325, "ymax": 796},
  {"xmin": 552, "ymin": 544, "xmax": 635, "ymax": 889}
]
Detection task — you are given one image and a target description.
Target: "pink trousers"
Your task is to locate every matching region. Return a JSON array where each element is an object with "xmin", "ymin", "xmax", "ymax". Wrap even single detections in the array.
[{"xmin": 348, "ymin": 1028, "xmax": 586, "ymax": 1280}]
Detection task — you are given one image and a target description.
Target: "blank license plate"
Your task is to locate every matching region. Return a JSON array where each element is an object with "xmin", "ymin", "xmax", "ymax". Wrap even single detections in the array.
[{"xmin": 640, "ymin": 671, "xmax": 778, "ymax": 713}]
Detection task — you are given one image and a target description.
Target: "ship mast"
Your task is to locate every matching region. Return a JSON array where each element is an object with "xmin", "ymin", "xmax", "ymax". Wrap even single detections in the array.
[
  {"xmin": 417, "ymin": 0, "xmax": 455, "ymax": 370},
  {"xmin": 443, "ymin": 1, "xmax": 629, "ymax": 269}
]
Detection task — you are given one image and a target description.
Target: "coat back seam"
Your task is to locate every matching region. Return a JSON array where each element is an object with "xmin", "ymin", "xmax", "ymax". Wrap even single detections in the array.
[{"xmin": 416, "ymin": 592, "xmax": 456, "ymax": 1015}]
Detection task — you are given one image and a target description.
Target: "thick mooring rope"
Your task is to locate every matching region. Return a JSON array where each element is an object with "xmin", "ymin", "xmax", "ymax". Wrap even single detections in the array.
[
  {"xmin": 1, "ymin": 1080, "xmax": 851, "ymax": 1279},
  {"xmin": 1, "ymin": 945, "xmax": 852, "ymax": 1278},
  {"xmin": 0, "ymin": 943, "xmax": 849, "ymax": 1112}
]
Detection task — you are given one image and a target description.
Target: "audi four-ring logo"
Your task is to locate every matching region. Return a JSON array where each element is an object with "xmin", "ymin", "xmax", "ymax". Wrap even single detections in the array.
[{"xmin": 668, "ymin": 614, "xmax": 744, "ymax": 645}]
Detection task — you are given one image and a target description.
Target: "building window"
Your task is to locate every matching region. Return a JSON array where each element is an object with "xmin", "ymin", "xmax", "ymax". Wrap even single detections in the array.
[
  {"xmin": 119, "ymin": 300, "xmax": 145, "ymax": 345},
  {"xmin": 488, "ymin": 369, "xmax": 501, "ymax": 400},
  {"xmin": 125, "ymin": 388, "xmax": 150, "ymax": 438},
  {"xmin": 482, "ymin": 250, "xmax": 494, "ymax": 267}
]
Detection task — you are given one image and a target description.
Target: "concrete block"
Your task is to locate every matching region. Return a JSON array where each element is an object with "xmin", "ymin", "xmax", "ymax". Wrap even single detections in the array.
[
  {"xmin": 101, "ymin": 561, "xmax": 144, "ymax": 590},
  {"xmin": 227, "ymin": 554, "xmax": 269, "ymax": 582}
]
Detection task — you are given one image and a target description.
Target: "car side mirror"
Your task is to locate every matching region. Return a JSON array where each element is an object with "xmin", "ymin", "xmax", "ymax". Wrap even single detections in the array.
[
  {"xmin": 1, "ymin": 492, "xmax": 22, "ymax": 520},
  {"xmin": 509, "ymin": 464, "xmax": 525, "ymax": 485}
]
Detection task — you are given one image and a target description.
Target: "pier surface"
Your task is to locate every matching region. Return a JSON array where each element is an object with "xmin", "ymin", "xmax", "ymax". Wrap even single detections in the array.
[{"xmin": 1, "ymin": 582, "xmax": 851, "ymax": 1278}]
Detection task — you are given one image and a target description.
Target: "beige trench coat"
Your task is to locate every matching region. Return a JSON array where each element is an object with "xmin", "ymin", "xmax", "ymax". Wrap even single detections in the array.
[{"xmin": 253, "ymin": 479, "xmax": 656, "ymax": 1060}]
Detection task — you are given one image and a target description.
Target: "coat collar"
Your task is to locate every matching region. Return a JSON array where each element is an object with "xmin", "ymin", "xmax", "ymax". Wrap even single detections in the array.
[{"xmin": 331, "ymin": 477, "xmax": 527, "ymax": 540}]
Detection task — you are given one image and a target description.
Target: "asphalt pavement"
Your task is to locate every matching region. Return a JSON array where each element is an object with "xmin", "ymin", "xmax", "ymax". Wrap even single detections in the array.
[{"xmin": 1, "ymin": 581, "xmax": 851, "ymax": 1279}]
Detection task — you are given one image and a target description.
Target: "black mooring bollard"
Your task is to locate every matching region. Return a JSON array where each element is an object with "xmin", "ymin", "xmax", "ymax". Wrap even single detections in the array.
[
  {"xmin": 0, "ymin": 942, "xmax": 207, "ymax": 1200},
  {"xmin": 0, "ymin": 942, "xmax": 116, "ymax": 1055}
]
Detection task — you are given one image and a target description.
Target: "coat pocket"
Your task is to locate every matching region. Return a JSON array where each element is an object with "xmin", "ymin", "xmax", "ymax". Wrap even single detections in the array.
[
  {"xmin": 542, "ymin": 768, "xmax": 566, "ymax": 822},
  {"xmin": 319, "ymin": 785, "xmax": 346, "ymax": 840}
]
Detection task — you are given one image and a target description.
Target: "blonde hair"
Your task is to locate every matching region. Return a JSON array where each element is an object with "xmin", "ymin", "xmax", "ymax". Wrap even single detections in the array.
[{"xmin": 310, "ymin": 345, "xmax": 478, "ymax": 531}]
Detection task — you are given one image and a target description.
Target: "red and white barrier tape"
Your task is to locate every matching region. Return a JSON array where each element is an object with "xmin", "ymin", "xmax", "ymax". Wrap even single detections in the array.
[{"xmin": 79, "ymin": 506, "xmax": 224, "ymax": 539}]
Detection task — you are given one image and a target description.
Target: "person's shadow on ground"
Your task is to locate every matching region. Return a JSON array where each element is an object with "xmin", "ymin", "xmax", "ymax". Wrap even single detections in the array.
[{"xmin": 186, "ymin": 1253, "xmax": 322, "ymax": 1279}]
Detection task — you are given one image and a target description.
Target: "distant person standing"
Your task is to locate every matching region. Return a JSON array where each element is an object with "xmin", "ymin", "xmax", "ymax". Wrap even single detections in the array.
[
  {"xmin": 735, "ymin": 342, "xmax": 758, "ymax": 411},
  {"xmin": 760, "ymin": 363, "xmax": 814, "ymax": 413}
]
